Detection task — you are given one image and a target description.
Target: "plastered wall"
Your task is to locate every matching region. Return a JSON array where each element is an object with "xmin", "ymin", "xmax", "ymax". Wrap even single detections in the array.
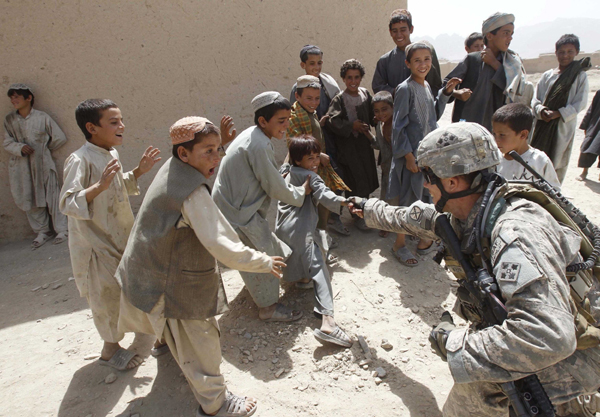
[{"xmin": 0, "ymin": 0, "xmax": 406, "ymax": 242}]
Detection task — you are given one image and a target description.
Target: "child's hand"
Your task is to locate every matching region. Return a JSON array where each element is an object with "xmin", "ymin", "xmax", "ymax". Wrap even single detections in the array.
[
  {"xmin": 21, "ymin": 145, "xmax": 35, "ymax": 156},
  {"xmin": 220, "ymin": 115, "xmax": 237, "ymax": 145},
  {"xmin": 353, "ymin": 120, "xmax": 370, "ymax": 135},
  {"xmin": 303, "ymin": 175, "xmax": 313, "ymax": 195},
  {"xmin": 347, "ymin": 202, "xmax": 364, "ymax": 218},
  {"xmin": 453, "ymin": 88, "xmax": 472, "ymax": 102},
  {"xmin": 319, "ymin": 114, "xmax": 329, "ymax": 127},
  {"xmin": 443, "ymin": 78, "xmax": 463, "ymax": 95},
  {"xmin": 541, "ymin": 109, "xmax": 561, "ymax": 122},
  {"xmin": 405, "ymin": 153, "xmax": 419, "ymax": 173},
  {"xmin": 269, "ymin": 256, "xmax": 287, "ymax": 279},
  {"xmin": 98, "ymin": 158, "xmax": 121, "ymax": 191},
  {"xmin": 135, "ymin": 146, "xmax": 162, "ymax": 178},
  {"xmin": 319, "ymin": 153, "xmax": 330, "ymax": 167},
  {"xmin": 481, "ymin": 49, "xmax": 501, "ymax": 70}
]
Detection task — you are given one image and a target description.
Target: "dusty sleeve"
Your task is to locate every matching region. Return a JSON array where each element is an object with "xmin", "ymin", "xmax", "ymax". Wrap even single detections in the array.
[
  {"xmin": 3, "ymin": 119, "xmax": 26, "ymax": 157},
  {"xmin": 46, "ymin": 115, "xmax": 67, "ymax": 151},
  {"xmin": 372, "ymin": 57, "xmax": 395, "ymax": 95},
  {"xmin": 59, "ymin": 154, "xmax": 94, "ymax": 220},
  {"xmin": 580, "ymin": 90, "xmax": 600, "ymax": 131},
  {"xmin": 310, "ymin": 174, "xmax": 345, "ymax": 213},
  {"xmin": 363, "ymin": 198, "xmax": 439, "ymax": 241},
  {"xmin": 248, "ymin": 144, "xmax": 305, "ymax": 207},
  {"xmin": 122, "ymin": 170, "xmax": 141, "ymax": 196},
  {"xmin": 326, "ymin": 95, "xmax": 353, "ymax": 139},
  {"xmin": 446, "ymin": 223, "xmax": 577, "ymax": 384},
  {"xmin": 182, "ymin": 186, "xmax": 273, "ymax": 273},
  {"xmin": 442, "ymin": 57, "xmax": 469, "ymax": 105},
  {"xmin": 558, "ymin": 72, "xmax": 589, "ymax": 123},
  {"xmin": 391, "ymin": 84, "xmax": 413, "ymax": 159},
  {"xmin": 532, "ymin": 73, "xmax": 549, "ymax": 119}
]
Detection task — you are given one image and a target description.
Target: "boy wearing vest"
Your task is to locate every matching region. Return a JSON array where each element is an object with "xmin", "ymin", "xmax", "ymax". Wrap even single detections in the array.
[
  {"xmin": 117, "ymin": 117, "xmax": 284, "ymax": 417},
  {"xmin": 60, "ymin": 99, "xmax": 161, "ymax": 370}
]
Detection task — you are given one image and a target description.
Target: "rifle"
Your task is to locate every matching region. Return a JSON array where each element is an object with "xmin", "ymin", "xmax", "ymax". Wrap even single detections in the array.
[{"xmin": 435, "ymin": 213, "xmax": 555, "ymax": 416}]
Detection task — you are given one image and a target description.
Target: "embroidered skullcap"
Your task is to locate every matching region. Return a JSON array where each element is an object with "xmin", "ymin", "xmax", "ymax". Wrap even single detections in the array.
[
  {"xmin": 405, "ymin": 42, "xmax": 431, "ymax": 60},
  {"xmin": 482, "ymin": 12, "xmax": 515, "ymax": 35},
  {"xmin": 300, "ymin": 44, "xmax": 321, "ymax": 61},
  {"xmin": 390, "ymin": 9, "xmax": 411, "ymax": 19},
  {"xmin": 296, "ymin": 75, "xmax": 320, "ymax": 89},
  {"xmin": 170, "ymin": 116, "xmax": 213, "ymax": 145},
  {"xmin": 8, "ymin": 83, "xmax": 32, "ymax": 93},
  {"xmin": 251, "ymin": 91, "xmax": 284, "ymax": 113}
]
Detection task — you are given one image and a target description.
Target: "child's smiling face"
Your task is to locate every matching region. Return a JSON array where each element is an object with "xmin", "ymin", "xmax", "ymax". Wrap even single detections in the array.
[
  {"xmin": 389, "ymin": 21, "xmax": 413, "ymax": 50},
  {"xmin": 556, "ymin": 43, "xmax": 578, "ymax": 69},
  {"xmin": 373, "ymin": 101, "xmax": 393, "ymax": 123},
  {"xmin": 296, "ymin": 151, "xmax": 320, "ymax": 173},
  {"xmin": 301, "ymin": 54, "xmax": 323, "ymax": 77},
  {"xmin": 9, "ymin": 93, "xmax": 31, "ymax": 112},
  {"xmin": 406, "ymin": 48, "xmax": 432, "ymax": 81},
  {"xmin": 88, "ymin": 107, "xmax": 125, "ymax": 150},
  {"xmin": 343, "ymin": 69, "xmax": 363, "ymax": 94},
  {"xmin": 295, "ymin": 87, "xmax": 320, "ymax": 114},
  {"xmin": 259, "ymin": 109, "xmax": 291, "ymax": 140}
]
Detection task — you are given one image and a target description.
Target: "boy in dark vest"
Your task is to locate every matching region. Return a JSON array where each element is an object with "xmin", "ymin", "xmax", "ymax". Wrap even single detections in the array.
[{"xmin": 117, "ymin": 117, "xmax": 285, "ymax": 417}]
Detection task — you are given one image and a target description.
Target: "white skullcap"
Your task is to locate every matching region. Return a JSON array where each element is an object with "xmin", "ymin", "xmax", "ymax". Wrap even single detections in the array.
[
  {"xmin": 296, "ymin": 75, "xmax": 320, "ymax": 89},
  {"xmin": 251, "ymin": 91, "xmax": 284, "ymax": 113}
]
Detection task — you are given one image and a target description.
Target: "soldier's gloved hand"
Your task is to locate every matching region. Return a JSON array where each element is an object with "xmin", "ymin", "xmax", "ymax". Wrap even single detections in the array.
[
  {"xmin": 429, "ymin": 311, "xmax": 455, "ymax": 361},
  {"xmin": 347, "ymin": 196, "xmax": 366, "ymax": 210}
]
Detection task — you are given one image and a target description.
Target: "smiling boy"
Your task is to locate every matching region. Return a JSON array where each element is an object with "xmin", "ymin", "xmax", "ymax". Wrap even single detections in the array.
[
  {"xmin": 442, "ymin": 12, "xmax": 527, "ymax": 130},
  {"xmin": 372, "ymin": 9, "xmax": 442, "ymax": 97},
  {"xmin": 117, "ymin": 117, "xmax": 286, "ymax": 416},
  {"xmin": 531, "ymin": 34, "xmax": 590, "ymax": 183},
  {"xmin": 3, "ymin": 83, "xmax": 69, "ymax": 248},
  {"xmin": 60, "ymin": 99, "xmax": 160, "ymax": 371},
  {"xmin": 213, "ymin": 92, "xmax": 311, "ymax": 323}
]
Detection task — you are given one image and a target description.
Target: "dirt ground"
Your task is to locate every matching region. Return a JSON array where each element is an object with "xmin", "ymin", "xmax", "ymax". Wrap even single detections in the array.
[{"xmin": 2, "ymin": 70, "xmax": 600, "ymax": 417}]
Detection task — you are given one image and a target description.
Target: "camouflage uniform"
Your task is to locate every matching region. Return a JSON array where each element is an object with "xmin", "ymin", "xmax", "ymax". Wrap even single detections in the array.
[{"xmin": 361, "ymin": 123, "xmax": 600, "ymax": 416}]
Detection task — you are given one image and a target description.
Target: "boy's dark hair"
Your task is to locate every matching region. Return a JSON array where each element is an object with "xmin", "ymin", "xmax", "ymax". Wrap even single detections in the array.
[
  {"xmin": 556, "ymin": 34, "xmax": 580, "ymax": 53},
  {"xmin": 289, "ymin": 134, "xmax": 322, "ymax": 166},
  {"xmin": 492, "ymin": 103, "xmax": 534, "ymax": 134},
  {"xmin": 300, "ymin": 45, "xmax": 323, "ymax": 63},
  {"xmin": 340, "ymin": 59, "xmax": 365, "ymax": 79},
  {"xmin": 465, "ymin": 32, "xmax": 484, "ymax": 48},
  {"xmin": 75, "ymin": 99, "xmax": 119, "ymax": 140},
  {"xmin": 172, "ymin": 123, "xmax": 221, "ymax": 160},
  {"xmin": 406, "ymin": 42, "xmax": 431, "ymax": 62},
  {"xmin": 7, "ymin": 88, "xmax": 35, "ymax": 107},
  {"xmin": 372, "ymin": 91, "xmax": 393, "ymax": 107},
  {"xmin": 483, "ymin": 27, "xmax": 500, "ymax": 46},
  {"xmin": 388, "ymin": 9, "xmax": 412, "ymax": 30},
  {"xmin": 254, "ymin": 96, "xmax": 292, "ymax": 125}
]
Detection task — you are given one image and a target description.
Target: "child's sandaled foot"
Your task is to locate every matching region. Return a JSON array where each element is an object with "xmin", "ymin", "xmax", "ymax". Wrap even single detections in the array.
[
  {"xmin": 313, "ymin": 326, "xmax": 353, "ymax": 348},
  {"xmin": 259, "ymin": 303, "xmax": 303, "ymax": 322},
  {"xmin": 31, "ymin": 231, "xmax": 53, "ymax": 249},
  {"xmin": 379, "ymin": 230, "xmax": 389, "ymax": 237},
  {"xmin": 416, "ymin": 241, "xmax": 441, "ymax": 256},
  {"xmin": 329, "ymin": 217, "xmax": 350, "ymax": 236},
  {"xmin": 326, "ymin": 253, "xmax": 338, "ymax": 266},
  {"xmin": 197, "ymin": 391, "xmax": 257, "ymax": 416},
  {"xmin": 53, "ymin": 232, "xmax": 68, "ymax": 245},
  {"xmin": 391, "ymin": 246, "xmax": 418, "ymax": 267},
  {"xmin": 99, "ymin": 347, "xmax": 143, "ymax": 371},
  {"xmin": 151, "ymin": 340, "xmax": 170, "ymax": 357}
]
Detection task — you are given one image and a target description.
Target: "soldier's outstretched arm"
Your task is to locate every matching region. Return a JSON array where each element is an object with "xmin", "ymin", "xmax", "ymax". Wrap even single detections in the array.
[{"xmin": 350, "ymin": 197, "xmax": 440, "ymax": 242}]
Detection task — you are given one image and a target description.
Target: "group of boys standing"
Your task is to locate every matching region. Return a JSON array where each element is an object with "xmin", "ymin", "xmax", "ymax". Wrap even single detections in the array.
[{"xmin": 3, "ymin": 6, "xmax": 600, "ymax": 417}]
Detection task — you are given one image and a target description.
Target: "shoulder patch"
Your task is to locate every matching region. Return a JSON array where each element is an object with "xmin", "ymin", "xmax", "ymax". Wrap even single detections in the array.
[
  {"xmin": 491, "ymin": 238, "xmax": 507, "ymax": 265},
  {"xmin": 498, "ymin": 262, "xmax": 521, "ymax": 282},
  {"xmin": 409, "ymin": 206, "xmax": 423, "ymax": 222}
]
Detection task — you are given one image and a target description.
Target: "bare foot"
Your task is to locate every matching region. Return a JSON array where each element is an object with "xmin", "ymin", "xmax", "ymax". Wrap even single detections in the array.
[
  {"xmin": 101, "ymin": 342, "xmax": 143, "ymax": 369},
  {"xmin": 577, "ymin": 168, "xmax": 588, "ymax": 181},
  {"xmin": 321, "ymin": 314, "xmax": 336, "ymax": 334},
  {"xmin": 205, "ymin": 392, "xmax": 257, "ymax": 416}
]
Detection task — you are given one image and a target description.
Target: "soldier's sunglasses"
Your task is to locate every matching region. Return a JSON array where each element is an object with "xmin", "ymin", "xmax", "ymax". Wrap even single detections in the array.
[{"xmin": 420, "ymin": 167, "xmax": 439, "ymax": 184}]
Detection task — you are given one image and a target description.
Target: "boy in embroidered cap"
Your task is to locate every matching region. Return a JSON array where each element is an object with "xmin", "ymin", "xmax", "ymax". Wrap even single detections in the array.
[
  {"xmin": 442, "ymin": 12, "xmax": 527, "ymax": 130},
  {"xmin": 214, "ymin": 92, "xmax": 312, "ymax": 323},
  {"xmin": 117, "ymin": 116, "xmax": 285, "ymax": 416},
  {"xmin": 4, "ymin": 83, "xmax": 69, "ymax": 248},
  {"xmin": 59, "ymin": 99, "xmax": 161, "ymax": 371}
]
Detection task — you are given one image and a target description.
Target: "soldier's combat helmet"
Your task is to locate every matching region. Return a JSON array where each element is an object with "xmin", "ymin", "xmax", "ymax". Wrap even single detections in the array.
[{"xmin": 416, "ymin": 122, "xmax": 502, "ymax": 211}]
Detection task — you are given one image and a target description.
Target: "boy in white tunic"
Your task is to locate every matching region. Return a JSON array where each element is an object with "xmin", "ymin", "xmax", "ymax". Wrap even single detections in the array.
[
  {"xmin": 60, "ymin": 99, "xmax": 161, "ymax": 370},
  {"xmin": 117, "ymin": 117, "xmax": 285, "ymax": 417},
  {"xmin": 3, "ymin": 84, "xmax": 68, "ymax": 248},
  {"xmin": 493, "ymin": 103, "xmax": 561, "ymax": 189},
  {"xmin": 531, "ymin": 34, "xmax": 590, "ymax": 183}
]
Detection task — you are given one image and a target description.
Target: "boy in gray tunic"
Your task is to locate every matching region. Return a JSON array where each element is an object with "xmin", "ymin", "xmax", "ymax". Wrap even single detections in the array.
[{"xmin": 275, "ymin": 136, "xmax": 352, "ymax": 348}]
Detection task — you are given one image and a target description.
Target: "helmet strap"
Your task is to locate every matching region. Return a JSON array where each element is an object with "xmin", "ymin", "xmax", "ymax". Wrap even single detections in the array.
[{"xmin": 431, "ymin": 173, "xmax": 488, "ymax": 213}]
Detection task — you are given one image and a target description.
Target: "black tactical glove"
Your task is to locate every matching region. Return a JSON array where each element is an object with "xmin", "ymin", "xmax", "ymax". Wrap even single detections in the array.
[
  {"xmin": 347, "ymin": 196, "xmax": 366, "ymax": 210},
  {"xmin": 429, "ymin": 311, "xmax": 456, "ymax": 361}
]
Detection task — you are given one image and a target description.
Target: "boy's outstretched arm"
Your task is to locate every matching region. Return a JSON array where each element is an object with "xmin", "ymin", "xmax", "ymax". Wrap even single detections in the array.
[
  {"xmin": 132, "ymin": 146, "xmax": 161, "ymax": 179},
  {"xmin": 348, "ymin": 197, "xmax": 439, "ymax": 241}
]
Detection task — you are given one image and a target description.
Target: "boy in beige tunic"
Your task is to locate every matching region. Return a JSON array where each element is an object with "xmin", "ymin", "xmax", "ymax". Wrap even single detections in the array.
[
  {"xmin": 117, "ymin": 117, "xmax": 285, "ymax": 416},
  {"xmin": 3, "ymin": 84, "xmax": 68, "ymax": 248},
  {"xmin": 60, "ymin": 99, "xmax": 161, "ymax": 370}
]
